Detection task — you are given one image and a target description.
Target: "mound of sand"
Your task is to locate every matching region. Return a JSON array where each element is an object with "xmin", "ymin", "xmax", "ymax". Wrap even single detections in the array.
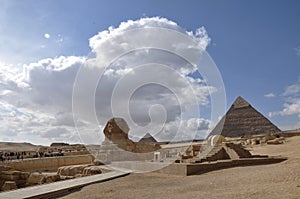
[{"xmin": 0, "ymin": 142, "xmax": 40, "ymax": 152}]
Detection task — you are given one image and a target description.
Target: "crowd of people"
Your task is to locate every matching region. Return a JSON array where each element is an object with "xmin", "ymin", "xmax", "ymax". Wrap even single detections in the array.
[
  {"xmin": 0, "ymin": 150, "xmax": 64, "ymax": 162},
  {"xmin": 0, "ymin": 151, "xmax": 27, "ymax": 162},
  {"xmin": 32, "ymin": 151, "xmax": 64, "ymax": 158}
]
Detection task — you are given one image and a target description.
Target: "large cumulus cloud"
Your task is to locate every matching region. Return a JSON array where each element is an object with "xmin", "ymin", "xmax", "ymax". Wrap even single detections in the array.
[{"xmin": 0, "ymin": 17, "xmax": 216, "ymax": 145}]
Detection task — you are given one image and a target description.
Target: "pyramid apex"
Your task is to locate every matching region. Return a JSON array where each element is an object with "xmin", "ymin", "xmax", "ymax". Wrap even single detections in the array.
[
  {"xmin": 139, "ymin": 133, "xmax": 157, "ymax": 143},
  {"xmin": 232, "ymin": 96, "xmax": 250, "ymax": 109}
]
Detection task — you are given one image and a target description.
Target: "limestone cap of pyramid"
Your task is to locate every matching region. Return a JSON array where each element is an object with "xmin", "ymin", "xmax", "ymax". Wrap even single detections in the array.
[{"xmin": 232, "ymin": 96, "xmax": 250, "ymax": 109}]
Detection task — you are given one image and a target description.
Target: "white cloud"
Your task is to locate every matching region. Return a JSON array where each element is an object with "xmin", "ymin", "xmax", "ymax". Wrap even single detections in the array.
[
  {"xmin": 269, "ymin": 98, "xmax": 300, "ymax": 118},
  {"xmin": 295, "ymin": 46, "xmax": 300, "ymax": 56},
  {"xmin": 0, "ymin": 17, "xmax": 215, "ymax": 145},
  {"xmin": 0, "ymin": 56, "xmax": 84, "ymax": 145},
  {"xmin": 264, "ymin": 92, "xmax": 275, "ymax": 98},
  {"xmin": 154, "ymin": 117, "xmax": 213, "ymax": 141},
  {"xmin": 89, "ymin": 17, "xmax": 210, "ymax": 69},
  {"xmin": 269, "ymin": 76, "xmax": 300, "ymax": 118},
  {"xmin": 283, "ymin": 84, "xmax": 300, "ymax": 96}
]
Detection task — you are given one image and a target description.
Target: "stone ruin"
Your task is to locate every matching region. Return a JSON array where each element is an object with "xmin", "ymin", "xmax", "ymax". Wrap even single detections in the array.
[
  {"xmin": 0, "ymin": 162, "xmax": 110, "ymax": 192},
  {"xmin": 100, "ymin": 116, "xmax": 284, "ymax": 165},
  {"xmin": 139, "ymin": 133, "xmax": 158, "ymax": 144},
  {"xmin": 177, "ymin": 135, "xmax": 254, "ymax": 163},
  {"xmin": 56, "ymin": 164, "xmax": 109, "ymax": 179},
  {"xmin": 50, "ymin": 142, "xmax": 70, "ymax": 147},
  {"xmin": 95, "ymin": 118, "xmax": 162, "ymax": 164},
  {"xmin": 0, "ymin": 166, "xmax": 28, "ymax": 191},
  {"xmin": 103, "ymin": 118, "xmax": 161, "ymax": 153},
  {"xmin": 176, "ymin": 133, "xmax": 288, "ymax": 165}
]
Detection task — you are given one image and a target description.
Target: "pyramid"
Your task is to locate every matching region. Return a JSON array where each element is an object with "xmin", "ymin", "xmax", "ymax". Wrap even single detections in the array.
[
  {"xmin": 138, "ymin": 133, "xmax": 158, "ymax": 143},
  {"xmin": 209, "ymin": 96, "xmax": 281, "ymax": 137}
]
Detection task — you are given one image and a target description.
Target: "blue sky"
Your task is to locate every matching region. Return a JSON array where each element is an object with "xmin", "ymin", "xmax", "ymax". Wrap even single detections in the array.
[{"xmin": 0, "ymin": 0, "xmax": 299, "ymax": 145}]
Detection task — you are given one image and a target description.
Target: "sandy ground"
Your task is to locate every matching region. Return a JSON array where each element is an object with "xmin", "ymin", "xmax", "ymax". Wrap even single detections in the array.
[
  {"xmin": 61, "ymin": 136, "xmax": 300, "ymax": 199},
  {"xmin": 0, "ymin": 142, "xmax": 39, "ymax": 152}
]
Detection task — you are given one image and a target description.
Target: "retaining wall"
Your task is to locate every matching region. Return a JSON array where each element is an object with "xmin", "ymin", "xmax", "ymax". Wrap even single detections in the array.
[
  {"xmin": 0, "ymin": 155, "xmax": 94, "ymax": 172},
  {"xmin": 112, "ymin": 157, "xmax": 287, "ymax": 176},
  {"xmin": 184, "ymin": 157, "xmax": 286, "ymax": 175}
]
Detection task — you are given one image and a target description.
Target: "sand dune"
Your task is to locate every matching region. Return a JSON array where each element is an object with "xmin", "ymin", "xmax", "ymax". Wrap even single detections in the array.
[{"xmin": 0, "ymin": 142, "xmax": 40, "ymax": 152}]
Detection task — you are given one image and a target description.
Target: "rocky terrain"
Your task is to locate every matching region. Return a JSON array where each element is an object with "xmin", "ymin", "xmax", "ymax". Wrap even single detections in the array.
[{"xmin": 0, "ymin": 162, "xmax": 110, "ymax": 192}]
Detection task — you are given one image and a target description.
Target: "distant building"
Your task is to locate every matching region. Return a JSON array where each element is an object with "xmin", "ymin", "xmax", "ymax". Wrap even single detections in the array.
[{"xmin": 50, "ymin": 143, "xmax": 70, "ymax": 147}]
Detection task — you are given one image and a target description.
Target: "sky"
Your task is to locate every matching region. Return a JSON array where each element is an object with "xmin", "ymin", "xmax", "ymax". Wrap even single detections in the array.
[{"xmin": 0, "ymin": 0, "xmax": 299, "ymax": 145}]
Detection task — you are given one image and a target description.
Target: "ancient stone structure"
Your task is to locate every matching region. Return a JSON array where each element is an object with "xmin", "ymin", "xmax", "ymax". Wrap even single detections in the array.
[
  {"xmin": 210, "ymin": 96, "xmax": 281, "ymax": 137},
  {"xmin": 1, "ymin": 181, "xmax": 17, "ymax": 191},
  {"xmin": 27, "ymin": 172, "xmax": 47, "ymax": 185},
  {"xmin": 138, "ymin": 133, "xmax": 158, "ymax": 143},
  {"xmin": 180, "ymin": 142, "xmax": 253, "ymax": 163},
  {"xmin": 97, "ymin": 118, "xmax": 161, "ymax": 163},
  {"xmin": 43, "ymin": 173, "xmax": 60, "ymax": 183},
  {"xmin": 82, "ymin": 166, "xmax": 103, "ymax": 176},
  {"xmin": 57, "ymin": 165, "xmax": 107, "ymax": 177},
  {"xmin": 0, "ymin": 155, "xmax": 94, "ymax": 172},
  {"xmin": 103, "ymin": 118, "xmax": 135, "ymax": 152},
  {"xmin": 103, "ymin": 118, "xmax": 161, "ymax": 153},
  {"xmin": 155, "ymin": 155, "xmax": 287, "ymax": 176},
  {"xmin": 50, "ymin": 142, "xmax": 70, "ymax": 147},
  {"xmin": 266, "ymin": 137, "xmax": 285, "ymax": 145},
  {"xmin": 57, "ymin": 165, "xmax": 88, "ymax": 177},
  {"xmin": 0, "ymin": 170, "xmax": 29, "ymax": 190},
  {"xmin": 208, "ymin": 135, "xmax": 226, "ymax": 146},
  {"xmin": 0, "ymin": 163, "xmax": 107, "ymax": 192}
]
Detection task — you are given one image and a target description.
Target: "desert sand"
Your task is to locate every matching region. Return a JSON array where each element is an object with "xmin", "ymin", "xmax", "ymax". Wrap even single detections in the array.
[
  {"xmin": 60, "ymin": 136, "xmax": 300, "ymax": 199},
  {"xmin": 0, "ymin": 142, "xmax": 39, "ymax": 152}
]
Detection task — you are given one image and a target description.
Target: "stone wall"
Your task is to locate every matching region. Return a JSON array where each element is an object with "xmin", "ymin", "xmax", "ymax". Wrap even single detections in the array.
[
  {"xmin": 0, "ymin": 155, "xmax": 94, "ymax": 172},
  {"xmin": 186, "ymin": 157, "xmax": 286, "ymax": 175},
  {"xmin": 225, "ymin": 143, "xmax": 252, "ymax": 158},
  {"xmin": 0, "ymin": 170, "xmax": 29, "ymax": 189},
  {"xmin": 158, "ymin": 157, "xmax": 287, "ymax": 176},
  {"xmin": 280, "ymin": 131, "xmax": 300, "ymax": 137},
  {"xmin": 110, "ymin": 157, "xmax": 286, "ymax": 176}
]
